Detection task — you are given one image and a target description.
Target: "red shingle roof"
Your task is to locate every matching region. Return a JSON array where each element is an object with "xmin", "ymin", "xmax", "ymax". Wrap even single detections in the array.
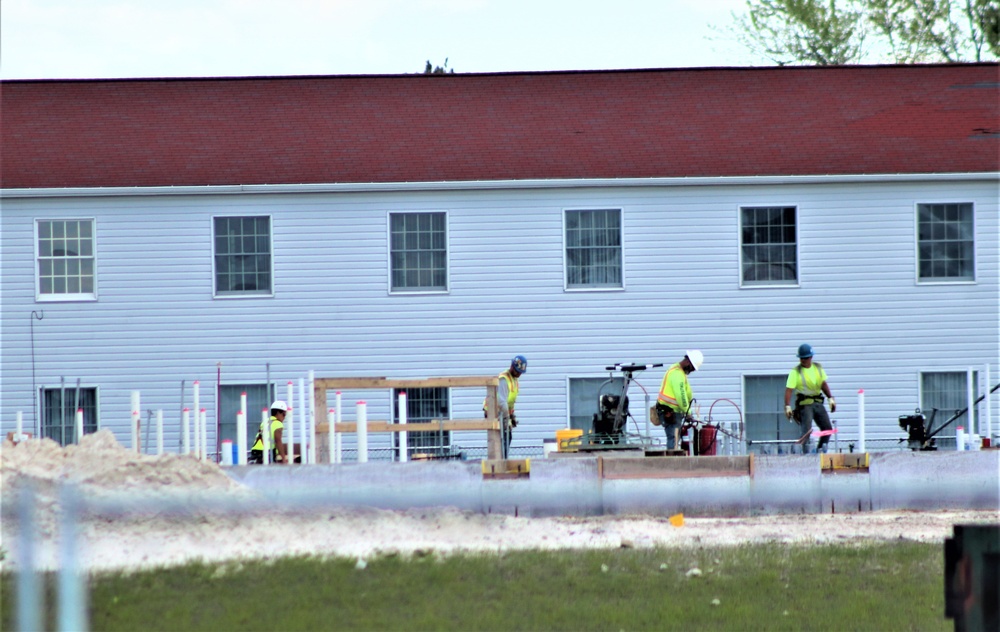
[{"xmin": 2, "ymin": 64, "xmax": 998, "ymax": 189}]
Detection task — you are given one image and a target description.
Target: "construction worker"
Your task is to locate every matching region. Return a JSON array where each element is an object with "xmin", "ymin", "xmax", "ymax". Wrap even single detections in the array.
[
  {"xmin": 655, "ymin": 351, "xmax": 703, "ymax": 449},
  {"xmin": 784, "ymin": 344, "xmax": 836, "ymax": 454},
  {"xmin": 484, "ymin": 355, "xmax": 527, "ymax": 459},
  {"xmin": 249, "ymin": 400, "xmax": 290, "ymax": 464}
]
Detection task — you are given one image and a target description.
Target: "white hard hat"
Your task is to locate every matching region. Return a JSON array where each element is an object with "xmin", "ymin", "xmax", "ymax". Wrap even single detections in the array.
[
  {"xmin": 270, "ymin": 400, "xmax": 288, "ymax": 412},
  {"xmin": 685, "ymin": 350, "xmax": 704, "ymax": 371}
]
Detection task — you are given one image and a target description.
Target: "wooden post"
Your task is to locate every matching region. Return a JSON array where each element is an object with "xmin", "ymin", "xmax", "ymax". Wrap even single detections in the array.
[{"xmin": 485, "ymin": 383, "xmax": 501, "ymax": 460}]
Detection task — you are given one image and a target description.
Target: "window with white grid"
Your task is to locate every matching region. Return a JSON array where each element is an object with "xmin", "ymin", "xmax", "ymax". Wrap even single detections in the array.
[
  {"xmin": 36, "ymin": 219, "xmax": 96, "ymax": 300},
  {"xmin": 213, "ymin": 216, "xmax": 273, "ymax": 296},
  {"xmin": 917, "ymin": 203, "xmax": 974, "ymax": 281},
  {"xmin": 921, "ymin": 372, "xmax": 978, "ymax": 441},
  {"xmin": 389, "ymin": 212, "xmax": 448, "ymax": 292},
  {"xmin": 740, "ymin": 206, "xmax": 797, "ymax": 286},
  {"xmin": 393, "ymin": 387, "xmax": 450, "ymax": 458},
  {"xmin": 565, "ymin": 209, "xmax": 622, "ymax": 289},
  {"xmin": 42, "ymin": 386, "xmax": 98, "ymax": 446}
]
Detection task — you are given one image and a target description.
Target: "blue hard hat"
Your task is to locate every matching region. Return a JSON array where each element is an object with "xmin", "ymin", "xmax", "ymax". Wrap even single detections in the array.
[
  {"xmin": 797, "ymin": 344, "xmax": 814, "ymax": 359},
  {"xmin": 511, "ymin": 355, "xmax": 527, "ymax": 374}
]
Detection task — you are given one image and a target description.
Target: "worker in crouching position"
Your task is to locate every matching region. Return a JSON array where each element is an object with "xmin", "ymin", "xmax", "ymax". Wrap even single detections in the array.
[
  {"xmin": 784, "ymin": 344, "xmax": 836, "ymax": 454},
  {"xmin": 484, "ymin": 355, "xmax": 527, "ymax": 459},
  {"xmin": 655, "ymin": 350, "xmax": 703, "ymax": 449},
  {"xmin": 249, "ymin": 400, "xmax": 290, "ymax": 464}
]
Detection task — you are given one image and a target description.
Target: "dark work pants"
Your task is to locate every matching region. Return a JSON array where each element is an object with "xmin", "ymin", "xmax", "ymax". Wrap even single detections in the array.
[{"xmin": 798, "ymin": 402, "xmax": 833, "ymax": 453}]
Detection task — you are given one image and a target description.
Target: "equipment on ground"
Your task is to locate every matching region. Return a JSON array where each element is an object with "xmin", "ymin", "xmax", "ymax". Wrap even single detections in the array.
[
  {"xmin": 575, "ymin": 363, "xmax": 662, "ymax": 451},
  {"xmin": 900, "ymin": 381, "xmax": 999, "ymax": 450}
]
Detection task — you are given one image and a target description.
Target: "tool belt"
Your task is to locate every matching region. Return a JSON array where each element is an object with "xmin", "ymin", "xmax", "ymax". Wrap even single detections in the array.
[
  {"xmin": 655, "ymin": 402, "xmax": 678, "ymax": 425},
  {"xmin": 795, "ymin": 393, "xmax": 824, "ymax": 408}
]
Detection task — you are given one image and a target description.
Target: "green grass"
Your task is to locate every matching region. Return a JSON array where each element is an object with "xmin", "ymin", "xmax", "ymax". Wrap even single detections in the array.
[{"xmin": 3, "ymin": 542, "xmax": 947, "ymax": 631}]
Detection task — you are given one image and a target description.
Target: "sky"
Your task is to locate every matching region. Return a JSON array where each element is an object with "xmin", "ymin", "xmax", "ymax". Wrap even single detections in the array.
[{"xmin": 0, "ymin": 0, "xmax": 764, "ymax": 80}]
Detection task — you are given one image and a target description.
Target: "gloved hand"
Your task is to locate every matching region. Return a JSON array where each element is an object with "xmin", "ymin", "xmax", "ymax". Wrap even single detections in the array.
[
  {"xmin": 784, "ymin": 405, "xmax": 794, "ymax": 421},
  {"xmin": 829, "ymin": 398, "xmax": 837, "ymax": 413},
  {"xmin": 509, "ymin": 414, "xmax": 518, "ymax": 428}
]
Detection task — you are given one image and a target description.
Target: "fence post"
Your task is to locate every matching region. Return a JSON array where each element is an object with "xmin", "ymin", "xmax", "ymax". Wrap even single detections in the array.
[{"xmin": 357, "ymin": 401, "xmax": 368, "ymax": 463}]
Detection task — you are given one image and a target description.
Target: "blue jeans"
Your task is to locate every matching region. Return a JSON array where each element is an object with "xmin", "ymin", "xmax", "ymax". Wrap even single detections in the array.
[{"xmin": 657, "ymin": 405, "xmax": 680, "ymax": 449}]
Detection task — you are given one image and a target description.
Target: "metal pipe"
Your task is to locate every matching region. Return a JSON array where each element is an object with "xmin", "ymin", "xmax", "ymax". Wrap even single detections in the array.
[
  {"xmin": 298, "ymin": 378, "xmax": 307, "ymax": 464},
  {"xmin": 308, "ymin": 371, "xmax": 317, "ymax": 465},
  {"xmin": 200, "ymin": 409, "xmax": 208, "ymax": 462}
]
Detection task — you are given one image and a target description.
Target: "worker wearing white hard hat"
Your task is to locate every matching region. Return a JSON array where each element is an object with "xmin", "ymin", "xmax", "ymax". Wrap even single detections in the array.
[
  {"xmin": 249, "ymin": 400, "xmax": 290, "ymax": 464},
  {"xmin": 654, "ymin": 351, "xmax": 703, "ymax": 449}
]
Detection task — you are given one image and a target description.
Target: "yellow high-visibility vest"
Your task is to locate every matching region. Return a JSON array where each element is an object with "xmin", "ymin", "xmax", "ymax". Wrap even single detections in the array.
[{"xmin": 657, "ymin": 363, "xmax": 692, "ymax": 413}]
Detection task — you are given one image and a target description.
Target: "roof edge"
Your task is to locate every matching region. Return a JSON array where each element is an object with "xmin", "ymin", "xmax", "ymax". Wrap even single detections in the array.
[
  {"xmin": 2, "ymin": 62, "xmax": 997, "ymax": 83},
  {"xmin": 3, "ymin": 173, "xmax": 998, "ymax": 199}
]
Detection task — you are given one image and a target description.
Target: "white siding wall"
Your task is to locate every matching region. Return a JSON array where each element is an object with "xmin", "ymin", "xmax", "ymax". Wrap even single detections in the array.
[{"xmin": 2, "ymin": 178, "xmax": 998, "ymax": 453}]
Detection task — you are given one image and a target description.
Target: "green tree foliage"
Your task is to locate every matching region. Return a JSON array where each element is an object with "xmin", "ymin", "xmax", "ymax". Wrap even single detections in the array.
[
  {"xmin": 735, "ymin": 0, "xmax": 866, "ymax": 64},
  {"xmin": 423, "ymin": 58, "xmax": 455, "ymax": 74},
  {"xmin": 733, "ymin": 0, "xmax": 1000, "ymax": 63}
]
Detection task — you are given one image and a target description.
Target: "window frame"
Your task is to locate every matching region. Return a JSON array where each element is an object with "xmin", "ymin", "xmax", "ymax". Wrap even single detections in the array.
[
  {"xmin": 738, "ymin": 204, "xmax": 800, "ymax": 289},
  {"xmin": 562, "ymin": 207, "xmax": 625, "ymax": 292},
  {"xmin": 566, "ymin": 375, "xmax": 629, "ymax": 433},
  {"xmin": 914, "ymin": 201, "xmax": 976, "ymax": 285},
  {"xmin": 741, "ymin": 374, "xmax": 800, "ymax": 453},
  {"xmin": 34, "ymin": 218, "xmax": 99, "ymax": 302},
  {"xmin": 211, "ymin": 214, "xmax": 275, "ymax": 299},
  {"xmin": 392, "ymin": 386, "xmax": 452, "ymax": 459},
  {"xmin": 918, "ymin": 369, "xmax": 980, "ymax": 438},
  {"xmin": 386, "ymin": 210, "xmax": 450, "ymax": 295},
  {"xmin": 39, "ymin": 384, "xmax": 100, "ymax": 446}
]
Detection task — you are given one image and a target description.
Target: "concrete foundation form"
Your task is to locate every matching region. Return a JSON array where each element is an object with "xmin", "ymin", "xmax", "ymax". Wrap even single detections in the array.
[{"xmin": 225, "ymin": 450, "xmax": 1000, "ymax": 518}]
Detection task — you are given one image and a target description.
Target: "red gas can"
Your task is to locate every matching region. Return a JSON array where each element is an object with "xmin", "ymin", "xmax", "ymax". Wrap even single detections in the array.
[{"xmin": 697, "ymin": 425, "xmax": 718, "ymax": 456}]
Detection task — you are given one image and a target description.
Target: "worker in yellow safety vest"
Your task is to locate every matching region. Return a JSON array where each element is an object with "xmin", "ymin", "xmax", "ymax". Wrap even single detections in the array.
[
  {"xmin": 655, "ymin": 350, "xmax": 703, "ymax": 449},
  {"xmin": 784, "ymin": 343, "xmax": 836, "ymax": 454},
  {"xmin": 484, "ymin": 355, "xmax": 527, "ymax": 459},
  {"xmin": 250, "ymin": 400, "xmax": 289, "ymax": 464}
]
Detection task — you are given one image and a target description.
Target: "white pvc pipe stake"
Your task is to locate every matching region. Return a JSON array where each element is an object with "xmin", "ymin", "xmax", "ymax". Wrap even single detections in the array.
[
  {"xmin": 956, "ymin": 426, "xmax": 966, "ymax": 451},
  {"xmin": 967, "ymin": 367, "xmax": 976, "ymax": 437},
  {"xmin": 357, "ymin": 401, "xmax": 368, "ymax": 463},
  {"xmin": 75, "ymin": 408, "xmax": 84, "ymax": 444},
  {"xmin": 858, "ymin": 389, "xmax": 866, "ymax": 453},
  {"xmin": 156, "ymin": 409, "xmax": 163, "ymax": 455},
  {"xmin": 182, "ymin": 408, "xmax": 190, "ymax": 455},
  {"xmin": 327, "ymin": 408, "xmax": 335, "ymax": 464},
  {"xmin": 131, "ymin": 391, "xmax": 140, "ymax": 453},
  {"xmin": 192, "ymin": 381, "xmax": 200, "ymax": 459},
  {"xmin": 308, "ymin": 370, "xmax": 317, "ymax": 465},
  {"xmin": 286, "ymin": 381, "xmax": 294, "ymax": 464},
  {"xmin": 335, "ymin": 392, "xmax": 343, "ymax": 464},
  {"xmin": 399, "ymin": 391, "xmax": 408, "ymax": 463},
  {"xmin": 262, "ymin": 409, "xmax": 271, "ymax": 465},
  {"xmin": 298, "ymin": 377, "xmax": 307, "ymax": 464},
  {"xmin": 236, "ymin": 411, "xmax": 248, "ymax": 465},
  {"xmin": 200, "ymin": 409, "xmax": 208, "ymax": 461}
]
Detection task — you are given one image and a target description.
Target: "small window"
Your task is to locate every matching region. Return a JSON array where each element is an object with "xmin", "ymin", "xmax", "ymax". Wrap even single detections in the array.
[
  {"xmin": 917, "ymin": 203, "xmax": 974, "ymax": 281},
  {"xmin": 568, "ymin": 377, "xmax": 625, "ymax": 432},
  {"xmin": 740, "ymin": 206, "xmax": 797, "ymax": 286},
  {"xmin": 389, "ymin": 212, "xmax": 448, "ymax": 292},
  {"xmin": 42, "ymin": 386, "xmax": 98, "ymax": 446},
  {"xmin": 744, "ymin": 375, "xmax": 798, "ymax": 454},
  {"xmin": 393, "ymin": 387, "xmax": 450, "ymax": 459},
  {"xmin": 219, "ymin": 384, "xmax": 276, "ymax": 449},
  {"xmin": 37, "ymin": 219, "xmax": 97, "ymax": 300},
  {"xmin": 921, "ymin": 372, "xmax": 978, "ymax": 443},
  {"xmin": 565, "ymin": 209, "xmax": 622, "ymax": 289},
  {"xmin": 213, "ymin": 216, "xmax": 273, "ymax": 296}
]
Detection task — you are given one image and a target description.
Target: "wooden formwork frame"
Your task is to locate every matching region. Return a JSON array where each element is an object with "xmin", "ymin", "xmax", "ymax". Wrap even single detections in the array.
[{"xmin": 313, "ymin": 375, "xmax": 503, "ymax": 460}]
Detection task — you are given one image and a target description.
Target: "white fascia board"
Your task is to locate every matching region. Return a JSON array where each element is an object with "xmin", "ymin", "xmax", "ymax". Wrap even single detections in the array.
[{"xmin": 2, "ymin": 172, "xmax": 998, "ymax": 198}]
